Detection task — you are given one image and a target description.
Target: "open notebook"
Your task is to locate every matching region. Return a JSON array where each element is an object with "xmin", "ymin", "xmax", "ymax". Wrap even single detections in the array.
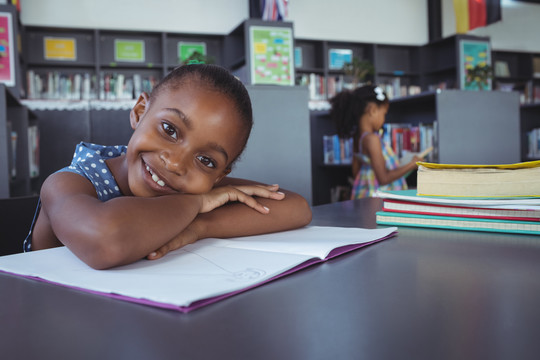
[{"xmin": 0, "ymin": 226, "xmax": 397, "ymax": 313}]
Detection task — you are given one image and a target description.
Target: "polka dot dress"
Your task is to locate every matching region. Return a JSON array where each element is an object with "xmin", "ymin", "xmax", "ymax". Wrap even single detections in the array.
[
  {"xmin": 23, "ymin": 142, "xmax": 127, "ymax": 252},
  {"xmin": 61, "ymin": 142, "xmax": 126, "ymax": 201}
]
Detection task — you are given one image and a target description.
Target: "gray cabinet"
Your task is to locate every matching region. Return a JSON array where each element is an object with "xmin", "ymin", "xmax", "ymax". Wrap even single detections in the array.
[
  {"xmin": 387, "ymin": 90, "xmax": 521, "ymax": 164},
  {"xmin": 230, "ymin": 85, "xmax": 312, "ymax": 205}
]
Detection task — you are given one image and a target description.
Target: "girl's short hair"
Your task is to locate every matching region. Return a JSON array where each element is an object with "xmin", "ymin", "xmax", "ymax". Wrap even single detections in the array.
[
  {"xmin": 149, "ymin": 64, "xmax": 253, "ymax": 166},
  {"xmin": 329, "ymin": 85, "xmax": 388, "ymax": 138}
]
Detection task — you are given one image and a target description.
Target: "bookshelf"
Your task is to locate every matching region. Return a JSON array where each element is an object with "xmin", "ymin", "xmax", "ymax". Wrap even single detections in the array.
[
  {"xmin": 23, "ymin": 26, "xmax": 226, "ymax": 100},
  {"xmin": 310, "ymin": 90, "xmax": 521, "ymax": 205},
  {"xmin": 296, "ymin": 34, "xmax": 491, "ymax": 103},
  {"xmin": 374, "ymin": 44, "xmax": 422, "ymax": 98},
  {"xmin": 492, "ymin": 50, "xmax": 540, "ymax": 104},
  {"xmin": 0, "ymin": 84, "xmax": 38, "ymax": 198},
  {"xmin": 295, "ymin": 39, "xmax": 376, "ymax": 100}
]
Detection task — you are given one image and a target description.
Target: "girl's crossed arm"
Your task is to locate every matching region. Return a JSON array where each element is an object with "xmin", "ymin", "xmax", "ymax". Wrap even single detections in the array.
[
  {"xmin": 36, "ymin": 172, "xmax": 287, "ymax": 269},
  {"xmin": 147, "ymin": 177, "xmax": 313, "ymax": 260}
]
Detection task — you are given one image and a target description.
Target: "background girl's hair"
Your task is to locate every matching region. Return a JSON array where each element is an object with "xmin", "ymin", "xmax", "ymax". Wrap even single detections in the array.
[
  {"xmin": 149, "ymin": 64, "xmax": 253, "ymax": 165},
  {"xmin": 329, "ymin": 84, "xmax": 388, "ymax": 138}
]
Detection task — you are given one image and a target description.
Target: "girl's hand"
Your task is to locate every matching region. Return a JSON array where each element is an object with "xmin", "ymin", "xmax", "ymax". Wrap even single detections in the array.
[
  {"xmin": 411, "ymin": 155, "xmax": 424, "ymax": 167},
  {"xmin": 199, "ymin": 184, "xmax": 285, "ymax": 214},
  {"xmin": 147, "ymin": 184, "xmax": 286, "ymax": 260},
  {"xmin": 147, "ymin": 223, "xmax": 199, "ymax": 260}
]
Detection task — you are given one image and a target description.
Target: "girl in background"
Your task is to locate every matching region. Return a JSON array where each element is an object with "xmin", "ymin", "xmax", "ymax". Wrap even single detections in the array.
[{"xmin": 330, "ymin": 85, "xmax": 421, "ymax": 199}]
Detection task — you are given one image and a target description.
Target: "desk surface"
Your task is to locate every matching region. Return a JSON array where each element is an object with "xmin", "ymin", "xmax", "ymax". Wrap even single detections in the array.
[{"xmin": 2, "ymin": 198, "xmax": 540, "ymax": 360}]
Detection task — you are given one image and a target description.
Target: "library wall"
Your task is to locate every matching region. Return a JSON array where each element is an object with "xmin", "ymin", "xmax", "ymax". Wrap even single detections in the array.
[
  {"xmin": 441, "ymin": 0, "xmax": 540, "ymax": 52},
  {"xmin": 20, "ymin": 0, "xmax": 249, "ymax": 34},
  {"xmin": 287, "ymin": 0, "xmax": 428, "ymax": 45},
  {"xmin": 20, "ymin": 0, "xmax": 430, "ymax": 45}
]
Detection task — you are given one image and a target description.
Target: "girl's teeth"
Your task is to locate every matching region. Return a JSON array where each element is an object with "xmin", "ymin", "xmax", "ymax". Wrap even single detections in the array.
[
  {"xmin": 147, "ymin": 164, "xmax": 165, "ymax": 187},
  {"xmin": 151, "ymin": 173, "xmax": 165, "ymax": 187}
]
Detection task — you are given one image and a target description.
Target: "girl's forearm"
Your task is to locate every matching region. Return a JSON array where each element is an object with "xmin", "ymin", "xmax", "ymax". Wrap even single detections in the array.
[
  {"xmin": 52, "ymin": 194, "xmax": 203, "ymax": 269},
  {"xmin": 191, "ymin": 190, "xmax": 312, "ymax": 240},
  {"xmin": 376, "ymin": 160, "xmax": 417, "ymax": 185}
]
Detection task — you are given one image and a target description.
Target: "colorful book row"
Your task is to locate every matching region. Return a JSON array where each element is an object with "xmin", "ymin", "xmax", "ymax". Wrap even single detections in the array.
[
  {"xmin": 9, "ymin": 125, "xmax": 39, "ymax": 179},
  {"xmin": 322, "ymin": 135, "xmax": 353, "ymax": 165},
  {"xmin": 382, "ymin": 122, "xmax": 437, "ymax": 162},
  {"xmin": 26, "ymin": 71, "xmax": 158, "ymax": 101}
]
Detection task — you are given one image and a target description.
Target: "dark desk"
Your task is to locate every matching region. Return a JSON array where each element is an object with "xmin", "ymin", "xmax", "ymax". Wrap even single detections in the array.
[{"xmin": 2, "ymin": 198, "xmax": 540, "ymax": 360}]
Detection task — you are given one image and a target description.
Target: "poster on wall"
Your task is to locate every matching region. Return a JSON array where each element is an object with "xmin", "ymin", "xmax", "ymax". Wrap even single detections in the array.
[
  {"xmin": 44, "ymin": 37, "xmax": 77, "ymax": 61},
  {"xmin": 249, "ymin": 26, "xmax": 294, "ymax": 86},
  {"xmin": 178, "ymin": 42, "xmax": 207, "ymax": 63},
  {"xmin": 328, "ymin": 49, "xmax": 353, "ymax": 70},
  {"xmin": 459, "ymin": 39, "xmax": 492, "ymax": 91},
  {"xmin": 0, "ymin": 12, "xmax": 15, "ymax": 86},
  {"xmin": 115, "ymin": 39, "xmax": 145, "ymax": 62}
]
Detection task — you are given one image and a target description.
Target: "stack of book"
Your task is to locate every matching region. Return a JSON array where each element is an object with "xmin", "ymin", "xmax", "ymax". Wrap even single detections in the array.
[{"xmin": 375, "ymin": 160, "xmax": 540, "ymax": 235}]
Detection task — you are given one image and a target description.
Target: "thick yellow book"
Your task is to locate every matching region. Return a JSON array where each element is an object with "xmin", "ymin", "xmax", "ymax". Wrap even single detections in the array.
[{"xmin": 416, "ymin": 160, "xmax": 540, "ymax": 197}]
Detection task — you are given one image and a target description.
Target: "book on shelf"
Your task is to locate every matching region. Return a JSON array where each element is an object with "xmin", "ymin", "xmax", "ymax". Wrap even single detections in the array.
[
  {"xmin": 382, "ymin": 122, "xmax": 436, "ymax": 162},
  {"xmin": 296, "ymin": 73, "xmax": 326, "ymax": 100},
  {"xmin": 417, "ymin": 160, "xmax": 540, "ymax": 198},
  {"xmin": 527, "ymin": 128, "xmax": 540, "ymax": 159},
  {"xmin": 533, "ymin": 56, "xmax": 540, "ymax": 78},
  {"xmin": 8, "ymin": 124, "xmax": 16, "ymax": 179},
  {"xmin": 27, "ymin": 125, "xmax": 39, "ymax": 178},
  {"xmin": 323, "ymin": 134, "xmax": 353, "ymax": 165},
  {"xmin": 375, "ymin": 189, "xmax": 540, "ymax": 235},
  {"xmin": 381, "ymin": 78, "xmax": 421, "ymax": 100},
  {"xmin": 0, "ymin": 226, "xmax": 397, "ymax": 313},
  {"xmin": 27, "ymin": 70, "xmax": 96, "ymax": 100},
  {"xmin": 494, "ymin": 60, "xmax": 510, "ymax": 77},
  {"xmin": 26, "ymin": 70, "xmax": 157, "ymax": 101}
]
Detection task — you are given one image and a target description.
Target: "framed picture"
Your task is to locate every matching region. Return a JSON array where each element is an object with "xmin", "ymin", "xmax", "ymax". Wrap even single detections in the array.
[
  {"xmin": 294, "ymin": 46, "xmax": 302, "ymax": 68},
  {"xmin": 459, "ymin": 39, "xmax": 492, "ymax": 90},
  {"xmin": 328, "ymin": 49, "xmax": 352, "ymax": 70},
  {"xmin": 249, "ymin": 25, "xmax": 294, "ymax": 86},
  {"xmin": 178, "ymin": 42, "xmax": 207, "ymax": 63},
  {"xmin": 44, "ymin": 37, "xmax": 77, "ymax": 61},
  {"xmin": 0, "ymin": 12, "xmax": 15, "ymax": 86},
  {"xmin": 114, "ymin": 39, "xmax": 145, "ymax": 62}
]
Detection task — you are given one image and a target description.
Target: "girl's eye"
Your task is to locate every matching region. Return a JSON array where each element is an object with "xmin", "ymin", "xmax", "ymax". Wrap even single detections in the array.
[
  {"xmin": 196, "ymin": 155, "xmax": 216, "ymax": 169},
  {"xmin": 162, "ymin": 122, "xmax": 177, "ymax": 139}
]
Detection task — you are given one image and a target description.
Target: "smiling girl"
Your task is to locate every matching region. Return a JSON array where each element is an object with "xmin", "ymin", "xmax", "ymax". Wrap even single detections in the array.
[{"xmin": 26, "ymin": 64, "xmax": 312, "ymax": 269}]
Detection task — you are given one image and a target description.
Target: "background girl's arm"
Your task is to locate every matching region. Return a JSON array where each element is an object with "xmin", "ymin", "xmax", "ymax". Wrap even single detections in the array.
[
  {"xmin": 363, "ymin": 133, "xmax": 420, "ymax": 185},
  {"xmin": 38, "ymin": 172, "xmax": 282, "ymax": 269},
  {"xmin": 147, "ymin": 177, "xmax": 312, "ymax": 260}
]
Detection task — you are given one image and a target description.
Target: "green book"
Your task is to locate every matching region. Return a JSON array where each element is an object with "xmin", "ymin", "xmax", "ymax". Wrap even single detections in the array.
[{"xmin": 376, "ymin": 211, "xmax": 540, "ymax": 236}]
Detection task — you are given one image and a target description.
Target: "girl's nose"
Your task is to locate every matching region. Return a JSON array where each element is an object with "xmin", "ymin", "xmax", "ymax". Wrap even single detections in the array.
[{"xmin": 160, "ymin": 151, "xmax": 187, "ymax": 176}]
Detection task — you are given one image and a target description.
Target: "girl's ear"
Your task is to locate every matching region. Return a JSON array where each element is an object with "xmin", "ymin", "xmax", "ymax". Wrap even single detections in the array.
[
  {"xmin": 130, "ymin": 92, "xmax": 150, "ymax": 130},
  {"xmin": 365, "ymin": 102, "xmax": 377, "ymax": 116}
]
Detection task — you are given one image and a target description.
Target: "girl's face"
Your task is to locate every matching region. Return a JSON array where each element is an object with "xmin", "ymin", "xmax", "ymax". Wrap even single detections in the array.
[
  {"xmin": 125, "ymin": 83, "xmax": 246, "ymax": 197},
  {"xmin": 371, "ymin": 103, "xmax": 388, "ymax": 131}
]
